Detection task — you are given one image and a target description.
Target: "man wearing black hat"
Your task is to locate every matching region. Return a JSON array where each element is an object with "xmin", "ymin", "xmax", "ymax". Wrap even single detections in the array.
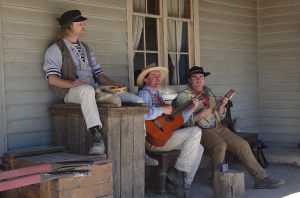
[
  {"xmin": 172, "ymin": 66, "xmax": 284, "ymax": 189},
  {"xmin": 43, "ymin": 10, "xmax": 142, "ymax": 155}
]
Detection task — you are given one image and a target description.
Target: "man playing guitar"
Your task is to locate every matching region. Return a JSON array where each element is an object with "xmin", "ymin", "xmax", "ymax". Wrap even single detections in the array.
[
  {"xmin": 172, "ymin": 66, "xmax": 284, "ymax": 189},
  {"xmin": 136, "ymin": 63, "xmax": 204, "ymax": 197}
]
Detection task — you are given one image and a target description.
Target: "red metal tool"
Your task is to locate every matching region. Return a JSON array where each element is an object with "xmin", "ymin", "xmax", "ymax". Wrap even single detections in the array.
[{"xmin": 0, "ymin": 160, "xmax": 94, "ymax": 191}]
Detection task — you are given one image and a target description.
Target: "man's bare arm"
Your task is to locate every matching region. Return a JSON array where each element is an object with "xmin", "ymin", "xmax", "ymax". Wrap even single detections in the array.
[
  {"xmin": 48, "ymin": 74, "xmax": 88, "ymax": 88},
  {"xmin": 218, "ymin": 96, "xmax": 228, "ymax": 114},
  {"xmin": 96, "ymin": 73, "xmax": 122, "ymax": 86}
]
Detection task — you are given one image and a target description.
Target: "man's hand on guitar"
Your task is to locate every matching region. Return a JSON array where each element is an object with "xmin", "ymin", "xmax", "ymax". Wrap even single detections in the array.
[
  {"xmin": 220, "ymin": 95, "xmax": 229, "ymax": 107},
  {"xmin": 190, "ymin": 98, "xmax": 200, "ymax": 113},
  {"xmin": 201, "ymin": 107, "xmax": 212, "ymax": 117},
  {"xmin": 218, "ymin": 95, "xmax": 228, "ymax": 114},
  {"xmin": 194, "ymin": 107, "xmax": 212, "ymax": 122},
  {"xmin": 162, "ymin": 105, "xmax": 173, "ymax": 115}
]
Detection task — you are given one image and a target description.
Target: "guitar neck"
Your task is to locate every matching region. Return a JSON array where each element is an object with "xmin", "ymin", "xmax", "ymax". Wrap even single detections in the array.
[
  {"xmin": 171, "ymin": 100, "xmax": 193, "ymax": 117},
  {"xmin": 211, "ymin": 89, "xmax": 235, "ymax": 112}
]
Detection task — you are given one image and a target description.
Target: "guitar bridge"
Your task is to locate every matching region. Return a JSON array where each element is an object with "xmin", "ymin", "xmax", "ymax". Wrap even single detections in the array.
[{"xmin": 152, "ymin": 120, "xmax": 164, "ymax": 132}]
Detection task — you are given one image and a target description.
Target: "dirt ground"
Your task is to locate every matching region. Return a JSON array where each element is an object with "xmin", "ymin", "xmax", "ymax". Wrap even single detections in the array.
[{"xmin": 145, "ymin": 163, "xmax": 300, "ymax": 198}]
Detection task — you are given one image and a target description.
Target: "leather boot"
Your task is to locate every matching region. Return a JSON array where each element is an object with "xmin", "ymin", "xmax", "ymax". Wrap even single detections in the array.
[
  {"xmin": 166, "ymin": 167, "xmax": 185, "ymax": 189},
  {"xmin": 89, "ymin": 127, "xmax": 105, "ymax": 155},
  {"xmin": 255, "ymin": 177, "xmax": 285, "ymax": 189}
]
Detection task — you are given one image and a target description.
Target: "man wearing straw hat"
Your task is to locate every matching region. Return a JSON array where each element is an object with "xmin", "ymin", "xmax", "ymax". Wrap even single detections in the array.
[
  {"xmin": 136, "ymin": 63, "xmax": 204, "ymax": 197},
  {"xmin": 43, "ymin": 10, "xmax": 143, "ymax": 155}
]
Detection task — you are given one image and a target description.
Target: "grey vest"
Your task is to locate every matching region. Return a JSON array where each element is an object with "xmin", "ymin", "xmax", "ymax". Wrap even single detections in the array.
[{"xmin": 50, "ymin": 40, "xmax": 93, "ymax": 98}]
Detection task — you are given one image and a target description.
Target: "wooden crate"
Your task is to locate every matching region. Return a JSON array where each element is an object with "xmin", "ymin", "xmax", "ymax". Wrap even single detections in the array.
[
  {"xmin": 1, "ymin": 147, "xmax": 113, "ymax": 198},
  {"xmin": 49, "ymin": 103, "xmax": 148, "ymax": 198}
]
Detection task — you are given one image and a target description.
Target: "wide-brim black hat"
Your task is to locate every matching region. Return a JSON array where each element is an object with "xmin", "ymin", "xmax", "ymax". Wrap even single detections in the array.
[
  {"xmin": 185, "ymin": 66, "xmax": 211, "ymax": 79},
  {"xmin": 57, "ymin": 10, "xmax": 87, "ymax": 28}
]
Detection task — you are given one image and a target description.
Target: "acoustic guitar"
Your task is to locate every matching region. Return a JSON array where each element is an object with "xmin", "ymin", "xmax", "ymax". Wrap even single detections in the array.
[
  {"xmin": 196, "ymin": 89, "xmax": 235, "ymax": 128},
  {"xmin": 145, "ymin": 93, "xmax": 206, "ymax": 147}
]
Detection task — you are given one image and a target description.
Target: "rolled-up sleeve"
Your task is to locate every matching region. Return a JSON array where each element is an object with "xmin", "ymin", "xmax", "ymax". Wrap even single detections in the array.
[
  {"xmin": 137, "ymin": 90, "xmax": 164, "ymax": 120},
  {"xmin": 181, "ymin": 109, "xmax": 193, "ymax": 123},
  {"xmin": 43, "ymin": 44, "xmax": 62, "ymax": 80},
  {"xmin": 88, "ymin": 46, "xmax": 103, "ymax": 76},
  {"xmin": 217, "ymin": 107, "xmax": 227, "ymax": 121}
]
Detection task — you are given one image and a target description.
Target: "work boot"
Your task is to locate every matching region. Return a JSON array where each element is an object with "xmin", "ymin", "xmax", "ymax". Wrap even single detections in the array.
[
  {"xmin": 183, "ymin": 183, "xmax": 192, "ymax": 190},
  {"xmin": 89, "ymin": 127, "xmax": 105, "ymax": 155},
  {"xmin": 166, "ymin": 179, "xmax": 190, "ymax": 198},
  {"xmin": 174, "ymin": 187, "xmax": 190, "ymax": 198},
  {"xmin": 166, "ymin": 167, "xmax": 185, "ymax": 188},
  {"xmin": 255, "ymin": 177, "xmax": 285, "ymax": 189},
  {"xmin": 145, "ymin": 154, "xmax": 158, "ymax": 166}
]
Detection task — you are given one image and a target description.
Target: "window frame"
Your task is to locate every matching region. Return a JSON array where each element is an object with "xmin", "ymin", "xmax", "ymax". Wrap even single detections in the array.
[{"xmin": 127, "ymin": 0, "xmax": 200, "ymax": 94}]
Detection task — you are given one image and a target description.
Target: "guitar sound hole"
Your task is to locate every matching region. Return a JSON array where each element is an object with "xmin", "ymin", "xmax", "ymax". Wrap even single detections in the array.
[{"xmin": 164, "ymin": 115, "xmax": 174, "ymax": 122}]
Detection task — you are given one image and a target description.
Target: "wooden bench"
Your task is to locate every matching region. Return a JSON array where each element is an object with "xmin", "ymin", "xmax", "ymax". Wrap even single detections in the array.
[{"xmin": 146, "ymin": 100, "xmax": 258, "ymax": 195}]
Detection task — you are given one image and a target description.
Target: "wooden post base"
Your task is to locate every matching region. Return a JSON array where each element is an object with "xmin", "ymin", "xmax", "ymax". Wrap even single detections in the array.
[{"xmin": 213, "ymin": 170, "xmax": 245, "ymax": 198}]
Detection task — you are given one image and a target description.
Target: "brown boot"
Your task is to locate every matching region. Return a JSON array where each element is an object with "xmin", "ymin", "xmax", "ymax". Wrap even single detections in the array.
[{"xmin": 255, "ymin": 177, "xmax": 285, "ymax": 189}]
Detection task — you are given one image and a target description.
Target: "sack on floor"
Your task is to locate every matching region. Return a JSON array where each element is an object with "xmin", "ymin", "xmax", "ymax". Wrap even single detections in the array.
[{"xmin": 95, "ymin": 87, "xmax": 121, "ymax": 107}]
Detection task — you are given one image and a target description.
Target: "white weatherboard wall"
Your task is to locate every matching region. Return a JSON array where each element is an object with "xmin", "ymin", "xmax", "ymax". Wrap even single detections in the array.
[
  {"xmin": 198, "ymin": 0, "xmax": 260, "ymax": 133},
  {"xmin": 0, "ymin": 0, "xmax": 128, "ymax": 154},
  {"xmin": 258, "ymin": 0, "xmax": 300, "ymax": 147},
  {"xmin": 0, "ymin": 0, "xmax": 299, "ymax": 155},
  {"xmin": 0, "ymin": 1, "xmax": 6, "ymax": 156}
]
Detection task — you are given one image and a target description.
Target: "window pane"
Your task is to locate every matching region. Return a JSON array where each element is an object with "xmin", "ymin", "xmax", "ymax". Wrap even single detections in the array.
[
  {"xmin": 145, "ymin": 18, "xmax": 158, "ymax": 51},
  {"xmin": 167, "ymin": 20, "xmax": 176, "ymax": 52},
  {"xmin": 168, "ymin": 54, "xmax": 177, "ymax": 85},
  {"xmin": 133, "ymin": 16, "xmax": 144, "ymax": 50},
  {"xmin": 146, "ymin": 53, "xmax": 158, "ymax": 66},
  {"xmin": 147, "ymin": 0, "xmax": 160, "ymax": 15},
  {"xmin": 133, "ymin": 0, "xmax": 146, "ymax": 13},
  {"xmin": 178, "ymin": 54, "xmax": 189, "ymax": 84},
  {"xmin": 180, "ymin": 0, "xmax": 191, "ymax": 18},
  {"xmin": 168, "ymin": 0, "xmax": 179, "ymax": 17},
  {"xmin": 133, "ymin": 53, "xmax": 145, "ymax": 86},
  {"xmin": 137, "ymin": 30, "xmax": 144, "ymax": 50},
  {"xmin": 179, "ymin": 22, "xmax": 188, "ymax": 53}
]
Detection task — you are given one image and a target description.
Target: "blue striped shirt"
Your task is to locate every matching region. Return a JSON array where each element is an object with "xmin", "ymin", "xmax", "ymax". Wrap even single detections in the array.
[{"xmin": 43, "ymin": 38, "xmax": 103, "ymax": 80}]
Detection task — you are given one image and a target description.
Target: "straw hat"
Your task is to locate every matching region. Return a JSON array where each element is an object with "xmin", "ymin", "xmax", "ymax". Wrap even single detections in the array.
[{"xmin": 136, "ymin": 63, "xmax": 169, "ymax": 88}]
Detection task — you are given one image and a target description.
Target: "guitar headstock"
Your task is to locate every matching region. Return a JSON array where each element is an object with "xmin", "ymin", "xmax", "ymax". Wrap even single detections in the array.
[{"xmin": 225, "ymin": 89, "xmax": 235, "ymax": 99}]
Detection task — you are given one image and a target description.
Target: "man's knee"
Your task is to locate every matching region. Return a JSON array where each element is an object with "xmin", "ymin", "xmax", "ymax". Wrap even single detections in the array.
[
  {"xmin": 213, "ymin": 140, "xmax": 227, "ymax": 153},
  {"xmin": 189, "ymin": 127, "xmax": 202, "ymax": 139},
  {"xmin": 236, "ymin": 138, "xmax": 252, "ymax": 154}
]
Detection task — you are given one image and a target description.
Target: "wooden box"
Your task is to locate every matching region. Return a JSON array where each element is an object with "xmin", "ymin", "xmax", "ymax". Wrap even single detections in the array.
[
  {"xmin": 1, "ymin": 147, "xmax": 113, "ymax": 198},
  {"xmin": 49, "ymin": 103, "xmax": 149, "ymax": 198}
]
